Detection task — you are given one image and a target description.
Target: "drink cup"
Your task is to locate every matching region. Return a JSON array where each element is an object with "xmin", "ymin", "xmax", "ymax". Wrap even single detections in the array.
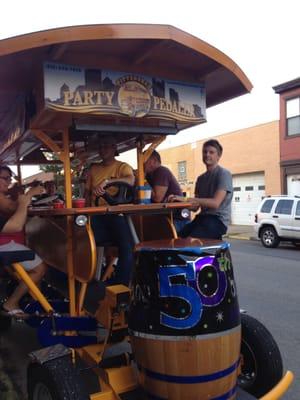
[
  {"xmin": 72, "ymin": 198, "xmax": 86, "ymax": 208},
  {"xmin": 53, "ymin": 201, "xmax": 65, "ymax": 209}
]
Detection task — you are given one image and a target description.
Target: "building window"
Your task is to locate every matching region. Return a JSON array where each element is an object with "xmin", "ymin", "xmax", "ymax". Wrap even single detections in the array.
[
  {"xmin": 245, "ymin": 186, "xmax": 254, "ymax": 191},
  {"xmin": 286, "ymin": 97, "xmax": 300, "ymax": 136},
  {"xmin": 258, "ymin": 185, "xmax": 265, "ymax": 190},
  {"xmin": 233, "ymin": 187, "xmax": 241, "ymax": 191},
  {"xmin": 177, "ymin": 161, "xmax": 187, "ymax": 181}
]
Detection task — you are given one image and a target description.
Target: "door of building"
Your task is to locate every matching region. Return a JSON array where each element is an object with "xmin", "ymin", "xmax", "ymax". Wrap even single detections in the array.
[
  {"xmin": 231, "ymin": 173, "xmax": 265, "ymax": 225},
  {"xmin": 287, "ymin": 175, "xmax": 300, "ymax": 196}
]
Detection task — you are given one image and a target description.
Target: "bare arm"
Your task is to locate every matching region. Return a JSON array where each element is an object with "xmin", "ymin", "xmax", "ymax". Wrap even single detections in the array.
[
  {"xmin": 1, "ymin": 194, "xmax": 31, "ymax": 233},
  {"xmin": 151, "ymin": 185, "xmax": 168, "ymax": 203},
  {"xmin": 0, "ymin": 193, "xmax": 18, "ymax": 215},
  {"xmin": 168, "ymin": 189, "xmax": 227, "ymax": 209},
  {"xmin": 93, "ymin": 175, "xmax": 135, "ymax": 197}
]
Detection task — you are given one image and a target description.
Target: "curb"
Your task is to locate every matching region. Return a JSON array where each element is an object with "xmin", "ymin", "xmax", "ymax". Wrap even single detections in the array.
[
  {"xmin": 227, "ymin": 235, "xmax": 251, "ymax": 240},
  {"xmin": 225, "ymin": 234, "xmax": 258, "ymax": 241}
]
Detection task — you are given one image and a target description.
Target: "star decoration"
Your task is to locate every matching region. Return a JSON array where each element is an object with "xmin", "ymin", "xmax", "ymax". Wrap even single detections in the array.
[{"xmin": 216, "ymin": 311, "xmax": 224, "ymax": 323}]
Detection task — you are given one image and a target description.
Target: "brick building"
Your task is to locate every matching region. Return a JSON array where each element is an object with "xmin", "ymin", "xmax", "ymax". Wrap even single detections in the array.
[{"xmin": 273, "ymin": 77, "xmax": 300, "ymax": 195}]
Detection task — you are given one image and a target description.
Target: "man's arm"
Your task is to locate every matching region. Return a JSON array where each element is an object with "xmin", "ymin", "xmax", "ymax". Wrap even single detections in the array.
[
  {"xmin": 93, "ymin": 175, "xmax": 135, "ymax": 197},
  {"xmin": 168, "ymin": 191, "xmax": 226, "ymax": 209},
  {"xmin": 192, "ymin": 189, "xmax": 227, "ymax": 209},
  {"xmin": 151, "ymin": 185, "xmax": 168, "ymax": 203}
]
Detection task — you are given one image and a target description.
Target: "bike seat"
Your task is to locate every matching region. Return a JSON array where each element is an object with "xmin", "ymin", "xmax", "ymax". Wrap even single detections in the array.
[{"xmin": 0, "ymin": 250, "xmax": 35, "ymax": 265}]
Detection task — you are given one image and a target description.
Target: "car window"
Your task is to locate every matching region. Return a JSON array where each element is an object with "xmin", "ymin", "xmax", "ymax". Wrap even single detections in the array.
[
  {"xmin": 296, "ymin": 201, "xmax": 300, "ymax": 217},
  {"xmin": 261, "ymin": 199, "xmax": 275, "ymax": 213},
  {"xmin": 274, "ymin": 199, "xmax": 294, "ymax": 215}
]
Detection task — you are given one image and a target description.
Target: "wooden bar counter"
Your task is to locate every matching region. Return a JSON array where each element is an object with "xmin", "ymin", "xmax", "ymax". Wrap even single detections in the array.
[{"xmin": 26, "ymin": 202, "xmax": 192, "ymax": 282}]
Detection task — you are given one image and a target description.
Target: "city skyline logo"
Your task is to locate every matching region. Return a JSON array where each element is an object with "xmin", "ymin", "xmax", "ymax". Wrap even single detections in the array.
[{"xmin": 44, "ymin": 62, "xmax": 206, "ymax": 124}]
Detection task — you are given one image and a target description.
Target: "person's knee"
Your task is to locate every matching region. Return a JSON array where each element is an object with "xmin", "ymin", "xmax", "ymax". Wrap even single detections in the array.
[{"xmin": 33, "ymin": 262, "xmax": 47, "ymax": 278}]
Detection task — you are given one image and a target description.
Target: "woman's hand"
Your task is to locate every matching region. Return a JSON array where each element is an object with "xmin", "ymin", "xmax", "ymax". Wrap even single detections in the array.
[
  {"xmin": 18, "ymin": 193, "xmax": 32, "ymax": 208},
  {"xmin": 27, "ymin": 184, "xmax": 45, "ymax": 198}
]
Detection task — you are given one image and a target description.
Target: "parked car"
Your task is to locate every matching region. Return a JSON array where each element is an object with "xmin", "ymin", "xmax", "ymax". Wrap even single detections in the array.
[{"xmin": 254, "ymin": 195, "xmax": 300, "ymax": 248}]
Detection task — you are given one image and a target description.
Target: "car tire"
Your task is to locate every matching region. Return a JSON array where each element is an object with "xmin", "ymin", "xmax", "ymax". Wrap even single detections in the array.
[
  {"xmin": 27, "ymin": 356, "xmax": 89, "ymax": 400},
  {"xmin": 260, "ymin": 226, "xmax": 280, "ymax": 248},
  {"xmin": 238, "ymin": 313, "xmax": 283, "ymax": 397}
]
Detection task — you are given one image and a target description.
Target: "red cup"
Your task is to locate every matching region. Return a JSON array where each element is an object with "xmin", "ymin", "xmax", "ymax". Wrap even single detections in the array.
[
  {"xmin": 72, "ymin": 198, "xmax": 86, "ymax": 208},
  {"xmin": 53, "ymin": 201, "xmax": 65, "ymax": 209}
]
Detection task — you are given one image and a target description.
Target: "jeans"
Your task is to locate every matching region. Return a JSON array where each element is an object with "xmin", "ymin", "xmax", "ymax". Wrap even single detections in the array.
[
  {"xmin": 178, "ymin": 214, "xmax": 227, "ymax": 240},
  {"xmin": 91, "ymin": 214, "xmax": 134, "ymax": 285},
  {"xmin": 173, "ymin": 218, "xmax": 190, "ymax": 234}
]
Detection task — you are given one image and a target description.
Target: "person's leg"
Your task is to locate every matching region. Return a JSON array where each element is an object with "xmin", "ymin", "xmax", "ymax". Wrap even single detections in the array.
[
  {"xmin": 178, "ymin": 218, "xmax": 197, "ymax": 238},
  {"xmin": 91, "ymin": 215, "xmax": 113, "ymax": 245},
  {"xmin": 174, "ymin": 218, "xmax": 190, "ymax": 235},
  {"xmin": 183, "ymin": 215, "xmax": 227, "ymax": 240},
  {"xmin": 0, "ymin": 241, "xmax": 47, "ymax": 312},
  {"xmin": 107, "ymin": 215, "xmax": 134, "ymax": 286},
  {"xmin": 4, "ymin": 261, "xmax": 47, "ymax": 312}
]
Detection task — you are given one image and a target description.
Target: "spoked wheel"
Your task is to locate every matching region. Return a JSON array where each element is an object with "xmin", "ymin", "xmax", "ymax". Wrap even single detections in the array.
[
  {"xmin": 27, "ymin": 356, "xmax": 89, "ymax": 400},
  {"xmin": 238, "ymin": 313, "xmax": 283, "ymax": 397},
  {"xmin": 260, "ymin": 226, "xmax": 280, "ymax": 248}
]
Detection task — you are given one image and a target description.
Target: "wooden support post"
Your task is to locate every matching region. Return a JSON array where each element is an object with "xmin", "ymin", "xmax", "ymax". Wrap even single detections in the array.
[{"xmin": 62, "ymin": 128, "xmax": 76, "ymax": 316}]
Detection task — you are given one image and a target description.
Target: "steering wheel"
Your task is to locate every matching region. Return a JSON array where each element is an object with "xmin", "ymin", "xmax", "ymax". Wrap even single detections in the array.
[{"xmin": 95, "ymin": 182, "xmax": 135, "ymax": 206}]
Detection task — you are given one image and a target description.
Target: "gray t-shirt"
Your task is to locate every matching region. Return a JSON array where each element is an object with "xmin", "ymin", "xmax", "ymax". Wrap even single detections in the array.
[{"xmin": 194, "ymin": 165, "xmax": 233, "ymax": 226}]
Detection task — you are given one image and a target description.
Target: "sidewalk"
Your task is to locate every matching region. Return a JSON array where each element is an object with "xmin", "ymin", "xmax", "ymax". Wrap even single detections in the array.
[{"xmin": 224, "ymin": 224, "xmax": 257, "ymax": 241}]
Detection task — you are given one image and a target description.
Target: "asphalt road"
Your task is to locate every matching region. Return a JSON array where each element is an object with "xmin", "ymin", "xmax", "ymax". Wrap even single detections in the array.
[
  {"xmin": 228, "ymin": 238, "xmax": 300, "ymax": 400},
  {"xmin": 1, "ymin": 239, "xmax": 299, "ymax": 399}
]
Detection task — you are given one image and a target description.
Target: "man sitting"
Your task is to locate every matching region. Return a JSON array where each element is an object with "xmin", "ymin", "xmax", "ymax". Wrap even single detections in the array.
[
  {"xmin": 144, "ymin": 150, "xmax": 190, "ymax": 233},
  {"xmin": 84, "ymin": 136, "xmax": 135, "ymax": 286}
]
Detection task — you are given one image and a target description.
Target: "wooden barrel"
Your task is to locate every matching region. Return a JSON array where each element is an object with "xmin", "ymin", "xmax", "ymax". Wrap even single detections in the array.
[{"xmin": 129, "ymin": 238, "xmax": 241, "ymax": 400}]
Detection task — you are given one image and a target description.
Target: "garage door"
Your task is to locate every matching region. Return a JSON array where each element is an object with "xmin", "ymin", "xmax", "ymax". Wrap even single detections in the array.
[
  {"xmin": 287, "ymin": 174, "xmax": 300, "ymax": 196},
  {"xmin": 231, "ymin": 173, "xmax": 265, "ymax": 225}
]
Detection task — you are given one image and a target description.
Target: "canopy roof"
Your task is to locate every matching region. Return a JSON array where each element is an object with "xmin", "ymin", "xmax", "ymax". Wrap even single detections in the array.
[{"xmin": 0, "ymin": 24, "xmax": 252, "ymax": 163}]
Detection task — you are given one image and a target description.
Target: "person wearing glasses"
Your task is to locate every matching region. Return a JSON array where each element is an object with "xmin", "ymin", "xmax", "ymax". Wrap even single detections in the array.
[{"xmin": 0, "ymin": 165, "xmax": 47, "ymax": 316}]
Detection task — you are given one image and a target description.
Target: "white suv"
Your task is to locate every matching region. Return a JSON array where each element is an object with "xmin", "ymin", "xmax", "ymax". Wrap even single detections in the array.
[{"xmin": 254, "ymin": 195, "xmax": 300, "ymax": 248}]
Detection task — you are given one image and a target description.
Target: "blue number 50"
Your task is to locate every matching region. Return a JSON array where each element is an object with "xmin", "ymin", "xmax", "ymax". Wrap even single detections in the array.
[{"xmin": 159, "ymin": 263, "xmax": 202, "ymax": 329}]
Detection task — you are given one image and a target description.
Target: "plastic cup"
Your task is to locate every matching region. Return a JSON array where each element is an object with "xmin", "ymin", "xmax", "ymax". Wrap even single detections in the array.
[
  {"xmin": 72, "ymin": 198, "xmax": 86, "ymax": 208},
  {"xmin": 53, "ymin": 201, "xmax": 65, "ymax": 209}
]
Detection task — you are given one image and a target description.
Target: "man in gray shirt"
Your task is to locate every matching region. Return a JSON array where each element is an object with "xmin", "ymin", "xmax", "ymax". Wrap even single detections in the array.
[{"xmin": 168, "ymin": 139, "xmax": 232, "ymax": 239}]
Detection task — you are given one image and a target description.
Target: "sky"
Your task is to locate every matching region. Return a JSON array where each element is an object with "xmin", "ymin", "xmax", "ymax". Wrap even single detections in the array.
[{"xmin": 1, "ymin": 0, "xmax": 299, "ymax": 175}]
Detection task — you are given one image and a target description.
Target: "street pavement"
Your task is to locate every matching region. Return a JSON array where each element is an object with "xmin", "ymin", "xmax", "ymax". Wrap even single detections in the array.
[{"xmin": 225, "ymin": 224, "xmax": 257, "ymax": 241}]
